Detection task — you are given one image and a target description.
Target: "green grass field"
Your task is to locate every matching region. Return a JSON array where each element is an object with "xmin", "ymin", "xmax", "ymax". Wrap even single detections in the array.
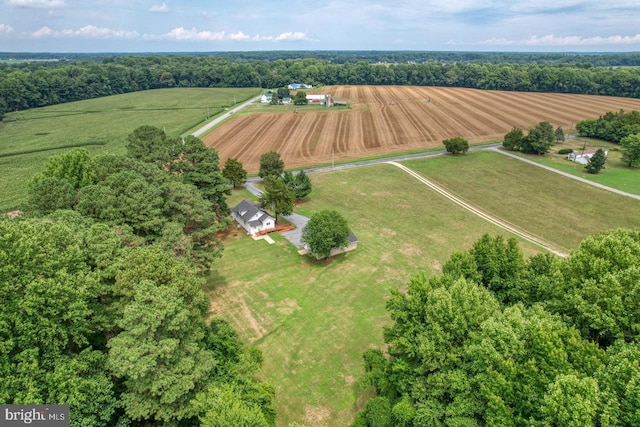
[
  {"xmin": 208, "ymin": 151, "xmax": 640, "ymax": 426},
  {"xmin": 403, "ymin": 150, "xmax": 640, "ymax": 249},
  {"xmin": 0, "ymin": 88, "xmax": 260, "ymax": 211}
]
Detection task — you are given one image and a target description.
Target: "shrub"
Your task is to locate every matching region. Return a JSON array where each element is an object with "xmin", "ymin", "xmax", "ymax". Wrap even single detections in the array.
[{"xmin": 558, "ymin": 148, "xmax": 573, "ymax": 155}]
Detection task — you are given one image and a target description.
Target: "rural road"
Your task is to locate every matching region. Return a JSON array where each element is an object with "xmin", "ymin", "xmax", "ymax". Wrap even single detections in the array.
[{"xmin": 191, "ymin": 94, "xmax": 262, "ymax": 138}]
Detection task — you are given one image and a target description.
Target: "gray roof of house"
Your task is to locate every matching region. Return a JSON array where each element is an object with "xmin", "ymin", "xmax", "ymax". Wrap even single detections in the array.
[{"xmin": 232, "ymin": 200, "xmax": 274, "ymax": 223}]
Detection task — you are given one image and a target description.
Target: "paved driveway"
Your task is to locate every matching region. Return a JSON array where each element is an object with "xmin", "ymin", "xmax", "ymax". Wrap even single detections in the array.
[{"xmin": 280, "ymin": 212, "xmax": 309, "ymax": 249}]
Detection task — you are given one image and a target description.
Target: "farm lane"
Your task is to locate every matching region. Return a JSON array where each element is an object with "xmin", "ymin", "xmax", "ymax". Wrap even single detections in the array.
[
  {"xmin": 191, "ymin": 94, "xmax": 262, "ymax": 138},
  {"xmin": 490, "ymin": 147, "xmax": 640, "ymax": 201}
]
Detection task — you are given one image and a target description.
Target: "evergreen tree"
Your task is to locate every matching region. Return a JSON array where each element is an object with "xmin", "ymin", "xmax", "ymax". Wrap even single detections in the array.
[{"xmin": 585, "ymin": 148, "xmax": 607, "ymax": 174}]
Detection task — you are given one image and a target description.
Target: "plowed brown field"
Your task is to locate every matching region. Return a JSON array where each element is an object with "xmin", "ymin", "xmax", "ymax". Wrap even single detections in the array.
[{"xmin": 202, "ymin": 86, "xmax": 640, "ymax": 173}]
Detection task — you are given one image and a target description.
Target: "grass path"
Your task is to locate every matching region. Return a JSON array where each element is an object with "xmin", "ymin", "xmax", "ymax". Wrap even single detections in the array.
[{"xmin": 388, "ymin": 161, "xmax": 569, "ymax": 257}]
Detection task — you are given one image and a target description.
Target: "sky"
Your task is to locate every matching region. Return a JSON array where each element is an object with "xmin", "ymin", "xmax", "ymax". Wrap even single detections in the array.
[{"xmin": 1, "ymin": 0, "xmax": 639, "ymax": 53}]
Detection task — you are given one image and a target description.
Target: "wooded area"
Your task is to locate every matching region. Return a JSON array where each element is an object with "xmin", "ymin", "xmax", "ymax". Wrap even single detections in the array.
[
  {"xmin": 355, "ymin": 231, "xmax": 640, "ymax": 427},
  {"xmin": 1, "ymin": 127, "xmax": 276, "ymax": 426}
]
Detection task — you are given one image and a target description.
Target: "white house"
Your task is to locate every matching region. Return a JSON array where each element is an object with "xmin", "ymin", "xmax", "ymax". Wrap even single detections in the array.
[
  {"xmin": 231, "ymin": 200, "xmax": 276, "ymax": 236},
  {"xmin": 567, "ymin": 150, "xmax": 608, "ymax": 165},
  {"xmin": 260, "ymin": 93, "xmax": 273, "ymax": 104}
]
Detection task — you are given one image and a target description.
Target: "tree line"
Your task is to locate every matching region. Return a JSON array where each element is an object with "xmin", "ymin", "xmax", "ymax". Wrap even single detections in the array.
[
  {"xmin": 355, "ymin": 230, "xmax": 640, "ymax": 427},
  {"xmin": 2, "ymin": 54, "xmax": 640, "ymax": 117}
]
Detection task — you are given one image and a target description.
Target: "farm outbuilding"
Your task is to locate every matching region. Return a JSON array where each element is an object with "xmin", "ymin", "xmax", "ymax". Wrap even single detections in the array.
[
  {"xmin": 306, "ymin": 94, "xmax": 334, "ymax": 107},
  {"xmin": 567, "ymin": 150, "xmax": 608, "ymax": 165}
]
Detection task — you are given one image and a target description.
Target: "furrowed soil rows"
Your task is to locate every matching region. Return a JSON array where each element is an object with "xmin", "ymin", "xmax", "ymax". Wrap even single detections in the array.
[{"xmin": 201, "ymin": 86, "xmax": 640, "ymax": 173}]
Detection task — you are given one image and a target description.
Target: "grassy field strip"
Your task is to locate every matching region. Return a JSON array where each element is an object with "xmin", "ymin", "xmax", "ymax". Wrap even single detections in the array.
[
  {"xmin": 388, "ymin": 161, "xmax": 570, "ymax": 257},
  {"xmin": 491, "ymin": 147, "xmax": 640, "ymax": 200}
]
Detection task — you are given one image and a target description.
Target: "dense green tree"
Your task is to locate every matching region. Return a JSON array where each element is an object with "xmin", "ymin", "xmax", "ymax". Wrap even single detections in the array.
[
  {"xmin": 540, "ymin": 374, "xmax": 600, "ymax": 427},
  {"xmin": 522, "ymin": 121, "xmax": 555, "ymax": 154},
  {"xmin": 576, "ymin": 110, "xmax": 640, "ymax": 143},
  {"xmin": 597, "ymin": 341, "xmax": 640, "ymax": 426},
  {"xmin": 126, "ymin": 125, "xmax": 180, "ymax": 165},
  {"xmin": 363, "ymin": 397, "xmax": 392, "ymax": 427},
  {"xmin": 27, "ymin": 176, "xmax": 77, "ymax": 215},
  {"xmin": 293, "ymin": 90, "xmax": 308, "ymax": 105},
  {"xmin": 546, "ymin": 229, "xmax": 640, "ymax": 347},
  {"xmin": 196, "ymin": 384, "xmax": 271, "ymax": 427},
  {"xmin": 444, "ymin": 233, "xmax": 525, "ymax": 304},
  {"xmin": 442, "ymin": 136, "xmax": 469, "ymax": 155},
  {"xmin": 585, "ymin": 148, "xmax": 607, "ymax": 174},
  {"xmin": 0, "ymin": 217, "xmax": 121, "ymax": 424},
  {"xmin": 277, "ymin": 87, "xmax": 290, "ymax": 99},
  {"xmin": 282, "ymin": 169, "xmax": 312, "ymax": 200},
  {"xmin": 107, "ymin": 279, "xmax": 214, "ymax": 423},
  {"xmin": 503, "ymin": 127, "xmax": 524, "ymax": 151},
  {"xmin": 30, "ymin": 147, "xmax": 98, "ymax": 190},
  {"xmin": 620, "ymin": 133, "xmax": 640, "ymax": 167},
  {"xmin": 258, "ymin": 151, "xmax": 285, "ymax": 178},
  {"xmin": 170, "ymin": 135, "xmax": 232, "ymax": 216},
  {"xmin": 301, "ymin": 210, "xmax": 350, "ymax": 259},
  {"xmin": 222, "ymin": 157, "xmax": 248, "ymax": 188},
  {"xmin": 259, "ymin": 176, "xmax": 294, "ymax": 222}
]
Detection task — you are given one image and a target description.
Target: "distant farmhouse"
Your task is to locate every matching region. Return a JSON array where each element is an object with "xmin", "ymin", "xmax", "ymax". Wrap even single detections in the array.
[
  {"xmin": 231, "ymin": 200, "xmax": 276, "ymax": 236},
  {"xmin": 288, "ymin": 83, "xmax": 313, "ymax": 89},
  {"xmin": 263, "ymin": 88, "xmax": 343, "ymax": 107},
  {"xmin": 260, "ymin": 93, "xmax": 273, "ymax": 104},
  {"xmin": 567, "ymin": 150, "xmax": 608, "ymax": 165}
]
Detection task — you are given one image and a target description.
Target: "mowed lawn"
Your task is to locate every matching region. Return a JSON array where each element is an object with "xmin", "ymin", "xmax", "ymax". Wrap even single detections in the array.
[
  {"xmin": 0, "ymin": 87, "xmax": 259, "ymax": 211},
  {"xmin": 208, "ymin": 163, "xmax": 551, "ymax": 427},
  {"xmin": 402, "ymin": 150, "xmax": 640, "ymax": 249},
  {"xmin": 514, "ymin": 138, "xmax": 640, "ymax": 196}
]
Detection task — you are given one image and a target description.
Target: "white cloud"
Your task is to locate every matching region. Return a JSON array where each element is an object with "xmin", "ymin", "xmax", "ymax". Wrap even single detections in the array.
[
  {"xmin": 149, "ymin": 2, "xmax": 168, "ymax": 13},
  {"xmin": 477, "ymin": 33, "xmax": 640, "ymax": 46},
  {"xmin": 0, "ymin": 23, "xmax": 15, "ymax": 35},
  {"xmin": 30, "ymin": 25, "xmax": 139, "ymax": 39},
  {"xmin": 228, "ymin": 32, "xmax": 250, "ymax": 41},
  {"xmin": 159, "ymin": 27, "xmax": 308, "ymax": 43},
  {"xmin": 162, "ymin": 27, "xmax": 226, "ymax": 41},
  {"xmin": 253, "ymin": 31, "xmax": 309, "ymax": 42},
  {"xmin": 31, "ymin": 26, "xmax": 55, "ymax": 38},
  {"xmin": 8, "ymin": 0, "xmax": 66, "ymax": 8}
]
